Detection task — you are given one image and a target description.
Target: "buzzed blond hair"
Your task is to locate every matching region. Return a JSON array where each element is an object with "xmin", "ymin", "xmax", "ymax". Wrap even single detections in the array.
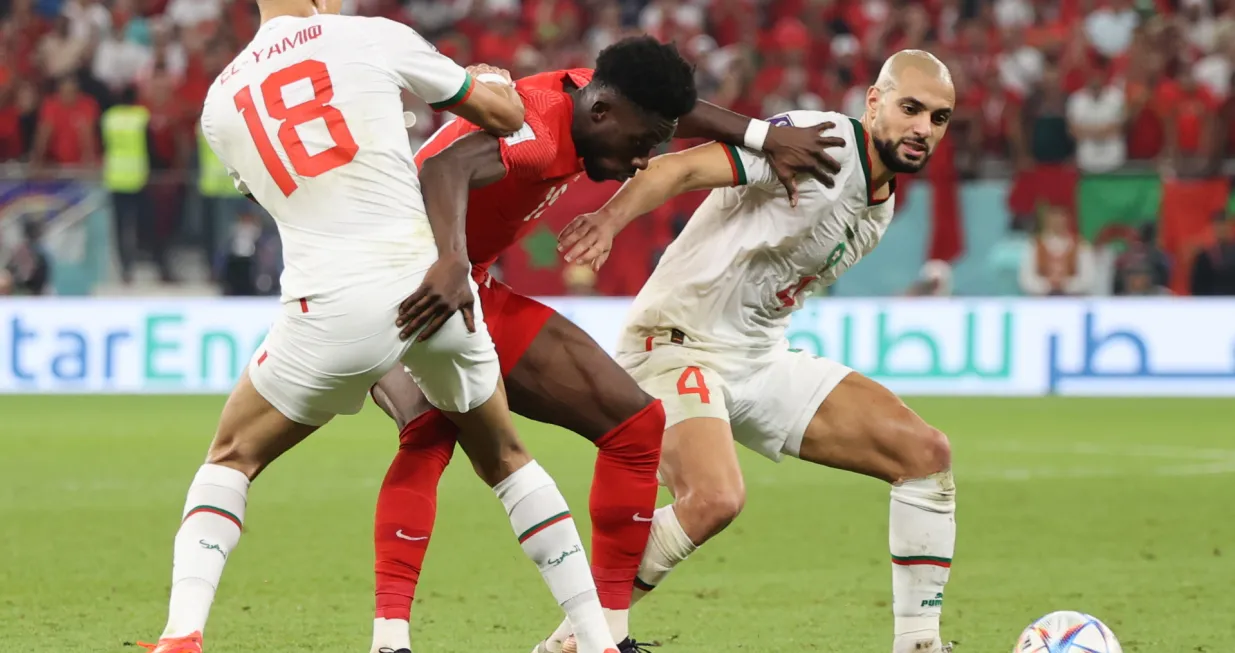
[{"xmin": 874, "ymin": 50, "xmax": 953, "ymax": 93}]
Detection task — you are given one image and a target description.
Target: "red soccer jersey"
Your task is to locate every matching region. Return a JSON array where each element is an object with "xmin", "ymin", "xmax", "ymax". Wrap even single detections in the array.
[{"xmin": 414, "ymin": 68, "xmax": 593, "ymax": 272}]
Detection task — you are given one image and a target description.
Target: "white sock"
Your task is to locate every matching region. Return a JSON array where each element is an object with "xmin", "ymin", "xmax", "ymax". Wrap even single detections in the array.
[
  {"xmin": 603, "ymin": 608, "xmax": 628, "ymax": 643},
  {"xmin": 371, "ymin": 617, "xmax": 410, "ymax": 653},
  {"xmin": 889, "ymin": 471, "xmax": 956, "ymax": 645},
  {"xmin": 630, "ymin": 505, "xmax": 696, "ymax": 606},
  {"xmin": 544, "ymin": 617, "xmax": 574, "ymax": 653},
  {"xmin": 162, "ymin": 464, "xmax": 250, "ymax": 638},
  {"xmin": 495, "ymin": 461, "xmax": 615, "ymax": 653}
]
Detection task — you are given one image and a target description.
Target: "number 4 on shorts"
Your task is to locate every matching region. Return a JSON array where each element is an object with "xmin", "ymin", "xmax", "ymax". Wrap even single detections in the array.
[{"xmin": 676, "ymin": 366, "xmax": 711, "ymax": 404}]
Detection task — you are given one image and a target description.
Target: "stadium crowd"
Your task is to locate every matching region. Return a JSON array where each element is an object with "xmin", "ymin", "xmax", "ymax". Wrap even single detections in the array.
[{"xmin": 0, "ymin": 0, "xmax": 1234, "ymax": 297}]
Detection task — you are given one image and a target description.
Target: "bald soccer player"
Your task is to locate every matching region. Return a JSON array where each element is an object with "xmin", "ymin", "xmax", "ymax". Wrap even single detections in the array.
[{"xmin": 550, "ymin": 50, "xmax": 959, "ymax": 653}]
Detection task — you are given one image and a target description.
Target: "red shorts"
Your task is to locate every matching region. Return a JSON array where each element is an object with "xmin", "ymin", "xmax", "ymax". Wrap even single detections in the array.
[{"xmin": 473, "ymin": 271, "xmax": 557, "ymax": 377}]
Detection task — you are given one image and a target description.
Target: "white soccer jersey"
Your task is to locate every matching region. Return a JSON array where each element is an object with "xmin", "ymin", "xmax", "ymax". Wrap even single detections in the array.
[
  {"xmin": 624, "ymin": 111, "xmax": 897, "ymax": 351},
  {"xmin": 200, "ymin": 14, "xmax": 478, "ymax": 302}
]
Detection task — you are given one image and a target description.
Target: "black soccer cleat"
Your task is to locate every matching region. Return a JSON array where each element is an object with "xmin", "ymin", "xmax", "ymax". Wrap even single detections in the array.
[
  {"xmin": 376, "ymin": 648, "xmax": 411, "ymax": 653},
  {"xmin": 617, "ymin": 637, "xmax": 658, "ymax": 653}
]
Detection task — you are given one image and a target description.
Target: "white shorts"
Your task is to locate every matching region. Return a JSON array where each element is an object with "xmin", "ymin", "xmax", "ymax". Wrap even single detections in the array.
[
  {"xmin": 249, "ymin": 277, "xmax": 499, "ymax": 426},
  {"xmin": 615, "ymin": 334, "xmax": 852, "ymax": 461}
]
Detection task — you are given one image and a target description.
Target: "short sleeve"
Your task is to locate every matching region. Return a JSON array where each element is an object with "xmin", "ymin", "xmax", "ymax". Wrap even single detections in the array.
[
  {"xmin": 497, "ymin": 90, "xmax": 563, "ymax": 180},
  {"xmin": 370, "ymin": 18, "xmax": 474, "ymax": 112},
  {"xmin": 722, "ymin": 144, "xmax": 781, "ymax": 190}
]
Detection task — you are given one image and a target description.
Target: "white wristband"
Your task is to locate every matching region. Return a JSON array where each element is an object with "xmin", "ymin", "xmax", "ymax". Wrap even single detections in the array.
[
  {"xmin": 743, "ymin": 119, "xmax": 770, "ymax": 151},
  {"xmin": 476, "ymin": 72, "xmax": 513, "ymax": 87}
]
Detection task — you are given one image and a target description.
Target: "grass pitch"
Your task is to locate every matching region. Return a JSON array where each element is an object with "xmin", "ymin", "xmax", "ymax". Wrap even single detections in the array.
[{"xmin": 1, "ymin": 396, "xmax": 1232, "ymax": 652}]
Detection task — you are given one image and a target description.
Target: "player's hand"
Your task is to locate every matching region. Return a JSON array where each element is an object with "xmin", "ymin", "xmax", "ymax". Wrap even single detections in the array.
[
  {"xmin": 558, "ymin": 212, "xmax": 615, "ymax": 271},
  {"xmin": 763, "ymin": 123, "xmax": 846, "ymax": 207},
  {"xmin": 396, "ymin": 254, "xmax": 476, "ymax": 342},
  {"xmin": 466, "ymin": 63, "xmax": 513, "ymax": 84}
]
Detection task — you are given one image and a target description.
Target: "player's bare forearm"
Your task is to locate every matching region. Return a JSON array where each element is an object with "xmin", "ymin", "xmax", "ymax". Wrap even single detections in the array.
[
  {"xmin": 674, "ymin": 100, "xmax": 752, "ymax": 144},
  {"xmin": 675, "ymin": 101, "xmax": 842, "ymax": 194},
  {"xmin": 417, "ymin": 131, "xmax": 507, "ymax": 258},
  {"xmin": 452, "ymin": 80, "xmax": 525, "ymax": 136},
  {"xmin": 599, "ymin": 142, "xmax": 733, "ymax": 225}
]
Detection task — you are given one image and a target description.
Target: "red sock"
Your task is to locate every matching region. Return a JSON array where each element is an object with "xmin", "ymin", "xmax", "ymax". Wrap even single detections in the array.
[
  {"xmin": 589, "ymin": 400, "xmax": 666, "ymax": 610},
  {"xmin": 373, "ymin": 410, "xmax": 459, "ymax": 620}
]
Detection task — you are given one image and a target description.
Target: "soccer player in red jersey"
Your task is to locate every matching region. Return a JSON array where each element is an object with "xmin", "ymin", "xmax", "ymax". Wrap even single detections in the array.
[{"xmin": 367, "ymin": 37, "xmax": 845, "ymax": 653}]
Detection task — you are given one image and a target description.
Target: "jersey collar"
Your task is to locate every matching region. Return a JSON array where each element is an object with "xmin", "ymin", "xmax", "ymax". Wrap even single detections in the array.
[{"xmin": 849, "ymin": 117, "xmax": 896, "ymax": 207}]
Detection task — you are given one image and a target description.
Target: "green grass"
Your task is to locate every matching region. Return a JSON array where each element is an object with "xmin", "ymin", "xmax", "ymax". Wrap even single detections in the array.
[{"xmin": 2, "ymin": 396, "xmax": 1233, "ymax": 652}]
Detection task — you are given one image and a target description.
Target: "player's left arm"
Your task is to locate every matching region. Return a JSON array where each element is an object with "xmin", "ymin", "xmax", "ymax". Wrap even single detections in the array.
[
  {"xmin": 376, "ymin": 19, "xmax": 524, "ymax": 136},
  {"xmin": 397, "ymin": 132, "xmax": 507, "ymax": 341},
  {"xmin": 560, "ymin": 141, "xmax": 779, "ymax": 269},
  {"xmin": 674, "ymin": 101, "xmax": 846, "ymax": 202}
]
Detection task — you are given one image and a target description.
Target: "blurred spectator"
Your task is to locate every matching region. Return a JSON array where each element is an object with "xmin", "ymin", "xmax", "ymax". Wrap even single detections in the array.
[
  {"xmin": 1009, "ymin": 65, "xmax": 1073, "ymax": 172},
  {"xmin": 905, "ymin": 260, "xmax": 954, "ymax": 297},
  {"xmin": 36, "ymin": 15, "xmax": 89, "ymax": 80},
  {"xmin": 762, "ymin": 65, "xmax": 823, "ymax": 117},
  {"xmin": 5, "ymin": 219, "xmax": 51, "ymax": 295},
  {"xmin": 584, "ymin": 1, "xmax": 624, "ymax": 61},
  {"xmin": 1119, "ymin": 263, "xmax": 1172, "ymax": 295},
  {"xmin": 1020, "ymin": 206, "xmax": 1096, "ymax": 296},
  {"xmin": 1191, "ymin": 213, "xmax": 1235, "ymax": 295},
  {"xmin": 1085, "ymin": 0, "xmax": 1139, "ymax": 58},
  {"xmin": 1067, "ymin": 66, "xmax": 1126, "ymax": 173},
  {"xmin": 993, "ymin": 0, "xmax": 1034, "ymax": 30},
  {"xmin": 92, "ymin": 19, "xmax": 152, "ymax": 96},
  {"xmin": 0, "ymin": 268, "xmax": 12, "ymax": 295},
  {"xmin": 1159, "ymin": 67, "xmax": 1218, "ymax": 172},
  {"xmin": 475, "ymin": 6, "xmax": 526, "ymax": 69},
  {"xmin": 164, "ymin": 0, "xmax": 220, "ymax": 30},
  {"xmin": 639, "ymin": 0, "xmax": 703, "ymax": 43},
  {"xmin": 136, "ymin": 19, "xmax": 188, "ymax": 88},
  {"xmin": 1113, "ymin": 222, "xmax": 1172, "ymax": 294},
  {"xmin": 0, "ymin": 80, "xmax": 40, "ymax": 161},
  {"xmin": 62, "ymin": 0, "xmax": 110, "ymax": 43},
  {"xmin": 1194, "ymin": 28, "xmax": 1234, "ymax": 99},
  {"xmin": 997, "ymin": 26, "xmax": 1044, "ymax": 98},
  {"xmin": 102, "ymin": 86, "xmax": 165, "ymax": 283},
  {"xmin": 219, "ymin": 210, "xmax": 264, "ymax": 296},
  {"xmin": 30, "ymin": 75, "xmax": 99, "ymax": 168}
]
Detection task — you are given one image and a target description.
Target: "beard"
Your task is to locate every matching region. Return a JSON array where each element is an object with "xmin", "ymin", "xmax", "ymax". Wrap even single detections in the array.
[{"xmin": 873, "ymin": 134, "xmax": 932, "ymax": 174}]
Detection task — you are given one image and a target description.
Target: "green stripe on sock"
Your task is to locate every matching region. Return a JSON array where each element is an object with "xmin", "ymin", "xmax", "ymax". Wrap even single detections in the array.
[
  {"xmin": 186, "ymin": 505, "xmax": 242, "ymax": 529},
  {"xmin": 517, "ymin": 511, "xmax": 571, "ymax": 543},
  {"xmin": 891, "ymin": 554, "xmax": 952, "ymax": 567}
]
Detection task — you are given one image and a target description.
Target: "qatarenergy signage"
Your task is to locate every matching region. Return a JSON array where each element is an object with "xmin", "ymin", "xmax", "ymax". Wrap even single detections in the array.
[{"xmin": 2, "ymin": 297, "xmax": 1233, "ymax": 397}]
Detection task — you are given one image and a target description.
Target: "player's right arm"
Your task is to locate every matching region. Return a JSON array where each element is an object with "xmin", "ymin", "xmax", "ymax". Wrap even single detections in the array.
[
  {"xmin": 559, "ymin": 141, "xmax": 782, "ymax": 269},
  {"xmin": 397, "ymin": 132, "xmax": 508, "ymax": 341},
  {"xmin": 374, "ymin": 19, "xmax": 524, "ymax": 136}
]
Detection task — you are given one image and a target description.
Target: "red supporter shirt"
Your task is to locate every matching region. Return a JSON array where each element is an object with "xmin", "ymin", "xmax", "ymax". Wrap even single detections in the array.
[
  {"xmin": 38, "ymin": 95, "xmax": 99, "ymax": 165},
  {"xmin": 1155, "ymin": 81, "xmax": 1219, "ymax": 155},
  {"xmin": 414, "ymin": 68, "xmax": 593, "ymax": 274}
]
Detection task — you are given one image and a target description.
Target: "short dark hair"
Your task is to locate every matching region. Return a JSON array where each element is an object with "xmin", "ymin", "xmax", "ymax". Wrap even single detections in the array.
[{"xmin": 593, "ymin": 35, "xmax": 697, "ymax": 121}]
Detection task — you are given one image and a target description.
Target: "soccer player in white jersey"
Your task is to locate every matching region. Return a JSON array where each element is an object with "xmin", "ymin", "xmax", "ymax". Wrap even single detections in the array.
[
  {"xmin": 552, "ymin": 50, "xmax": 958, "ymax": 653},
  {"xmin": 139, "ymin": 2, "xmax": 621, "ymax": 653}
]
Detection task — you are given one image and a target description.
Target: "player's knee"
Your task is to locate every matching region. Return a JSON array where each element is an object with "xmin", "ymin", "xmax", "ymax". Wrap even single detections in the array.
[
  {"xmin": 469, "ymin": 438, "xmax": 533, "ymax": 488},
  {"xmin": 687, "ymin": 485, "xmax": 745, "ymax": 537},
  {"xmin": 893, "ymin": 421, "xmax": 951, "ymax": 483}
]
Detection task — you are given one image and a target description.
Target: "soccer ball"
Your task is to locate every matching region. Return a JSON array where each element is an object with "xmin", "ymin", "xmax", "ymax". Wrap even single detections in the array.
[{"xmin": 1014, "ymin": 611, "xmax": 1123, "ymax": 653}]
